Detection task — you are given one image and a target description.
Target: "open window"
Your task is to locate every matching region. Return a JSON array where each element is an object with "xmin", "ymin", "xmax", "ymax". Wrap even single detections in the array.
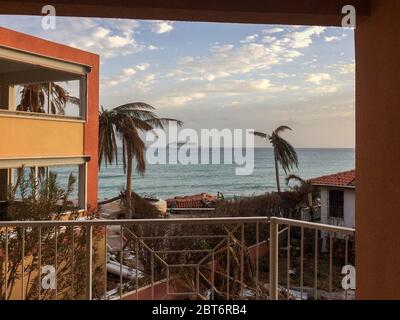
[
  {"xmin": 0, "ymin": 45, "xmax": 89, "ymax": 120},
  {"xmin": 328, "ymin": 189, "xmax": 344, "ymax": 220},
  {"xmin": 0, "ymin": 156, "xmax": 89, "ymax": 219}
]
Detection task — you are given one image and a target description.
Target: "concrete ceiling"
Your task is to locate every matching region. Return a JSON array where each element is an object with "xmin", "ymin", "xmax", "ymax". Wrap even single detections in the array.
[
  {"xmin": 0, "ymin": 59, "xmax": 39, "ymax": 73},
  {"xmin": 0, "ymin": 0, "xmax": 370, "ymax": 26},
  {"xmin": 0, "ymin": 57, "xmax": 82, "ymax": 84}
]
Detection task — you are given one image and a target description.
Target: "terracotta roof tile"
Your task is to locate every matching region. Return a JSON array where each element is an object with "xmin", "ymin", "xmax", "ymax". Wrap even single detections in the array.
[
  {"xmin": 311, "ymin": 170, "xmax": 356, "ymax": 187},
  {"xmin": 166, "ymin": 193, "xmax": 216, "ymax": 208}
]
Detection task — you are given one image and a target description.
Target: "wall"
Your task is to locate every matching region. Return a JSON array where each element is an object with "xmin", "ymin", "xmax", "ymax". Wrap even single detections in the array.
[
  {"xmin": 321, "ymin": 187, "xmax": 355, "ymax": 228},
  {"xmin": 0, "ymin": 115, "xmax": 84, "ymax": 157},
  {"xmin": 0, "ymin": 27, "xmax": 99, "ymax": 211},
  {"xmin": 344, "ymin": 190, "xmax": 355, "ymax": 228},
  {"xmin": 320, "ymin": 188, "xmax": 329, "ymax": 225},
  {"xmin": 356, "ymin": 0, "xmax": 400, "ymax": 299}
]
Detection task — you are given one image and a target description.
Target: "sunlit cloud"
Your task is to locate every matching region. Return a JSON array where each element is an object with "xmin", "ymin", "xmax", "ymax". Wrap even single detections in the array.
[{"xmin": 150, "ymin": 21, "xmax": 174, "ymax": 34}]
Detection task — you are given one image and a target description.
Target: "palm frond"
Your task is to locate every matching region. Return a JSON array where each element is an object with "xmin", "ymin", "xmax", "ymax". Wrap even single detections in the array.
[
  {"xmin": 273, "ymin": 126, "xmax": 292, "ymax": 135},
  {"xmin": 286, "ymin": 174, "xmax": 305, "ymax": 186},
  {"xmin": 250, "ymin": 131, "xmax": 268, "ymax": 139},
  {"xmin": 98, "ymin": 102, "xmax": 182, "ymax": 176},
  {"xmin": 16, "ymin": 82, "xmax": 79, "ymax": 115}
]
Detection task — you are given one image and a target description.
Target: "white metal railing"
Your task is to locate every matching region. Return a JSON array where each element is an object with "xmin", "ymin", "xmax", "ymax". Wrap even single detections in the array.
[{"xmin": 0, "ymin": 217, "xmax": 355, "ymax": 300}]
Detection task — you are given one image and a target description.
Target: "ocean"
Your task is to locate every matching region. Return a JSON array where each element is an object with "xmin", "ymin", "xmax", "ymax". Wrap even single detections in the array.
[{"xmin": 97, "ymin": 148, "xmax": 355, "ymax": 200}]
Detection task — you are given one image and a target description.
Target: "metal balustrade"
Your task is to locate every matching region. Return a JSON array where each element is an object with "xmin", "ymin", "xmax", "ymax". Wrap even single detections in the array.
[{"xmin": 0, "ymin": 217, "xmax": 355, "ymax": 300}]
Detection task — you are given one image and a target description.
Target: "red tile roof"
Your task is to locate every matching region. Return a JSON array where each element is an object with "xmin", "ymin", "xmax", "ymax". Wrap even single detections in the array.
[
  {"xmin": 311, "ymin": 170, "xmax": 356, "ymax": 188},
  {"xmin": 166, "ymin": 193, "xmax": 216, "ymax": 208}
]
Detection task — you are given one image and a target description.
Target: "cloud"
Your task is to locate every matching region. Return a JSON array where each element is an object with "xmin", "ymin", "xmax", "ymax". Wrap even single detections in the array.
[
  {"xmin": 324, "ymin": 36, "xmax": 342, "ymax": 42},
  {"xmin": 209, "ymin": 44, "xmax": 235, "ymax": 53},
  {"xmin": 136, "ymin": 63, "xmax": 150, "ymax": 71},
  {"xmin": 240, "ymin": 34, "xmax": 258, "ymax": 43},
  {"xmin": 262, "ymin": 27, "xmax": 285, "ymax": 34},
  {"xmin": 102, "ymin": 64, "xmax": 153, "ymax": 89},
  {"xmin": 305, "ymin": 73, "xmax": 332, "ymax": 85},
  {"xmin": 164, "ymin": 26, "xmax": 327, "ymax": 84},
  {"xmin": 151, "ymin": 21, "xmax": 174, "ymax": 34},
  {"xmin": 307, "ymin": 85, "xmax": 338, "ymax": 94},
  {"xmin": 135, "ymin": 74, "xmax": 156, "ymax": 93},
  {"xmin": 172, "ymin": 42, "xmax": 302, "ymax": 82},
  {"xmin": 262, "ymin": 36, "xmax": 277, "ymax": 43},
  {"xmin": 156, "ymin": 92, "xmax": 206, "ymax": 107},
  {"xmin": 61, "ymin": 19, "xmax": 144, "ymax": 58},
  {"xmin": 288, "ymin": 26, "xmax": 326, "ymax": 48},
  {"xmin": 147, "ymin": 45, "xmax": 160, "ymax": 51},
  {"xmin": 0, "ymin": 17, "xmax": 146, "ymax": 59},
  {"xmin": 270, "ymin": 72, "xmax": 297, "ymax": 79},
  {"xmin": 331, "ymin": 62, "xmax": 355, "ymax": 75},
  {"xmin": 151, "ymin": 76, "xmax": 303, "ymax": 108}
]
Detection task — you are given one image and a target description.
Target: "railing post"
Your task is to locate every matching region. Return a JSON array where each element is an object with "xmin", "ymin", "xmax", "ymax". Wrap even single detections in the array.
[
  {"xmin": 269, "ymin": 217, "xmax": 279, "ymax": 300},
  {"xmin": 86, "ymin": 225, "xmax": 93, "ymax": 300}
]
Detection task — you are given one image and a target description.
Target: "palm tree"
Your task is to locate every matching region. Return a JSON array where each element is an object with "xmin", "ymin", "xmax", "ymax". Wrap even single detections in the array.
[
  {"xmin": 286, "ymin": 174, "xmax": 315, "ymax": 221},
  {"xmin": 17, "ymin": 82, "xmax": 79, "ymax": 114},
  {"xmin": 14, "ymin": 83, "xmax": 78, "ymax": 183},
  {"xmin": 251, "ymin": 126, "xmax": 298, "ymax": 193},
  {"xmin": 98, "ymin": 102, "xmax": 182, "ymax": 218}
]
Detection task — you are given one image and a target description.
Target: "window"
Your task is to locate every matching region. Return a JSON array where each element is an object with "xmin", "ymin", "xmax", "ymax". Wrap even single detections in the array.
[
  {"xmin": 0, "ymin": 160, "xmax": 87, "ymax": 218},
  {"xmin": 329, "ymin": 190, "xmax": 344, "ymax": 219},
  {"xmin": 13, "ymin": 78, "xmax": 86, "ymax": 119}
]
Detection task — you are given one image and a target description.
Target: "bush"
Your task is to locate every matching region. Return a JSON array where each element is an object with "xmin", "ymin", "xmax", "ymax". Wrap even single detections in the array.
[{"xmin": 0, "ymin": 170, "xmax": 103, "ymax": 300}]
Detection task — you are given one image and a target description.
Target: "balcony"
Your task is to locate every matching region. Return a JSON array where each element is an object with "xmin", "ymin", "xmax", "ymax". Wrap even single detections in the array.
[
  {"xmin": 0, "ymin": 45, "xmax": 88, "ymax": 159},
  {"xmin": 0, "ymin": 217, "xmax": 355, "ymax": 300},
  {"xmin": 0, "ymin": 111, "xmax": 85, "ymax": 158}
]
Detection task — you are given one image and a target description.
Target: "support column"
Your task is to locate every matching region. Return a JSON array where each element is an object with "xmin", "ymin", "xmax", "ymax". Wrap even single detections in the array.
[
  {"xmin": 78, "ymin": 163, "xmax": 87, "ymax": 211},
  {"xmin": 356, "ymin": 0, "xmax": 400, "ymax": 299},
  {"xmin": 0, "ymin": 169, "xmax": 8, "ymax": 201},
  {"xmin": 79, "ymin": 75, "xmax": 87, "ymax": 120},
  {"xmin": 269, "ymin": 217, "xmax": 279, "ymax": 300},
  {"xmin": 0, "ymin": 83, "xmax": 15, "ymax": 110},
  {"xmin": 0, "ymin": 168, "xmax": 14, "ymax": 201}
]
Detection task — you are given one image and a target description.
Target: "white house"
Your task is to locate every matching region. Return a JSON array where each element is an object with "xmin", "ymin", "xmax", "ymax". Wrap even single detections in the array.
[
  {"xmin": 311, "ymin": 170, "xmax": 356, "ymax": 229},
  {"xmin": 311, "ymin": 170, "xmax": 355, "ymax": 252}
]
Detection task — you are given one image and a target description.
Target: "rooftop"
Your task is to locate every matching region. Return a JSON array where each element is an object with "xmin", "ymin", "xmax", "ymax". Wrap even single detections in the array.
[
  {"xmin": 311, "ymin": 170, "xmax": 356, "ymax": 188},
  {"xmin": 166, "ymin": 193, "xmax": 216, "ymax": 208}
]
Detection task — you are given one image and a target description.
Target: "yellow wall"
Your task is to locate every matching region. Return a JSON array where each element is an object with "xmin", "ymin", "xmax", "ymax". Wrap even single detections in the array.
[{"xmin": 0, "ymin": 114, "xmax": 84, "ymax": 158}]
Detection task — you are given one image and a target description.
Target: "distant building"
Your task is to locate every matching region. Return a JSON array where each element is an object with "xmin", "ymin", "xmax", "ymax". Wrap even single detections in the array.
[
  {"xmin": 311, "ymin": 170, "xmax": 355, "ymax": 252},
  {"xmin": 166, "ymin": 193, "xmax": 216, "ymax": 209},
  {"xmin": 311, "ymin": 170, "xmax": 356, "ymax": 229}
]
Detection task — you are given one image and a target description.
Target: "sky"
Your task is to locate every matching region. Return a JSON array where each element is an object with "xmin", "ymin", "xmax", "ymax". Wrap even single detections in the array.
[{"xmin": 0, "ymin": 16, "xmax": 355, "ymax": 148}]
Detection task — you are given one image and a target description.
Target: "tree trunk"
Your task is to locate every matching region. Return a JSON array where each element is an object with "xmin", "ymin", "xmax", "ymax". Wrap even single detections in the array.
[
  {"xmin": 307, "ymin": 192, "xmax": 314, "ymax": 221},
  {"xmin": 125, "ymin": 154, "xmax": 134, "ymax": 219},
  {"xmin": 273, "ymin": 149, "xmax": 281, "ymax": 193}
]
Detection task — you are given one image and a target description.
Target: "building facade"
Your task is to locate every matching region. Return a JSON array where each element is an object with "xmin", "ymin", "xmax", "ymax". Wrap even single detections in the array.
[
  {"xmin": 311, "ymin": 170, "xmax": 356, "ymax": 229},
  {"xmin": 0, "ymin": 27, "xmax": 99, "ymax": 214}
]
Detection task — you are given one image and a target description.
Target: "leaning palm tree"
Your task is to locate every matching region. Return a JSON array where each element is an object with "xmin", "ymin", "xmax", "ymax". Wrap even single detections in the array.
[
  {"xmin": 98, "ymin": 103, "xmax": 182, "ymax": 218},
  {"xmin": 251, "ymin": 126, "xmax": 298, "ymax": 193},
  {"xmin": 17, "ymin": 82, "xmax": 79, "ymax": 114}
]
